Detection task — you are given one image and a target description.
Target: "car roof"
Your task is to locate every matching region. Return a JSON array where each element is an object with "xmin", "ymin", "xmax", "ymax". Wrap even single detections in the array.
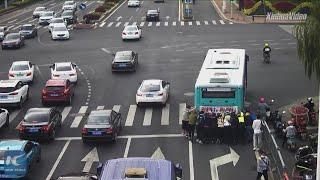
[
  {"xmin": 21, "ymin": 24, "xmax": 34, "ymax": 27},
  {"xmin": 46, "ymin": 79, "xmax": 67, "ymax": 86},
  {"xmin": 35, "ymin": 6, "xmax": 46, "ymax": 9},
  {"xmin": 116, "ymin": 51, "xmax": 132, "ymax": 56},
  {"xmin": 12, "ymin": 61, "xmax": 30, "ymax": 66},
  {"xmin": 26, "ymin": 108, "xmax": 52, "ymax": 116},
  {"xmin": 124, "ymin": 25, "xmax": 138, "ymax": 29},
  {"xmin": 142, "ymin": 79, "xmax": 162, "ymax": 85},
  {"xmin": 0, "ymin": 140, "xmax": 28, "ymax": 151},
  {"xmin": 65, "ymin": 1, "xmax": 75, "ymax": 3},
  {"xmin": 90, "ymin": 110, "xmax": 111, "ymax": 116},
  {"xmin": 0, "ymin": 80, "xmax": 19, "ymax": 87},
  {"xmin": 55, "ymin": 62, "xmax": 72, "ymax": 66},
  {"xmin": 43, "ymin": 10, "xmax": 54, "ymax": 14},
  {"xmin": 148, "ymin": 10, "xmax": 158, "ymax": 13},
  {"xmin": 7, "ymin": 32, "xmax": 20, "ymax": 36}
]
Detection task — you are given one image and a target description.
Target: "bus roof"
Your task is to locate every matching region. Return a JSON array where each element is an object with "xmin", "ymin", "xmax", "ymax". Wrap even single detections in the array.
[
  {"xmin": 100, "ymin": 157, "xmax": 172, "ymax": 180},
  {"xmin": 195, "ymin": 49, "xmax": 246, "ymax": 87}
]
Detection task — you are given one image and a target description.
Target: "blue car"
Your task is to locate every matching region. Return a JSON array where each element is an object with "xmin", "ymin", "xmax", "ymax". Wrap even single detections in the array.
[{"xmin": 0, "ymin": 140, "xmax": 41, "ymax": 179}]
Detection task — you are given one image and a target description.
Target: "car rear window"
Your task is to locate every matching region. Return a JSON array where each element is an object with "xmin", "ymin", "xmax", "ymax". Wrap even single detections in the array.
[
  {"xmin": 56, "ymin": 65, "xmax": 71, "ymax": 71},
  {"xmin": 24, "ymin": 113, "xmax": 49, "ymax": 123},
  {"xmin": 36, "ymin": 7, "xmax": 45, "ymax": 11},
  {"xmin": 21, "ymin": 26, "xmax": 33, "ymax": 30},
  {"xmin": 5, "ymin": 34, "xmax": 19, "ymax": 40},
  {"xmin": 65, "ymin": 2, "xmax": 74, "ymax": 5},
  {"xmin": 115, "ymin": 53, "xmax": 131, "ymax": 61},
  {"xmin": 87, "ymin": 115, "xmax": 110, "ymax": 125},
  {"xmin": 12, "ymin": 64, "xmax": 29, "ymax": 71},
  {"xmin": 62, "ymin": 11, "xmax": 73, "ymax": 16},
  {"xmin": 141, "ymin": 84, "xmax": 160, "ymax": 92},
  {"xmin": 125, "ymin": 26, "xmax": 137, "ymax": 31},
  {"xmin": 53, "ymin": 26, "xmax": 67, "ymax": 31},
  {"xmin": 42, "ymin": 12, "xmax": 53, "ymax": 16},
  {"xmin": 0, "ymin": 87, "xmax": 15, "ymax": 93},
  {"xmin": 51, "ymin": 19, "xmax": 64, "ymax": 23},
  {"xmin": 46, "ymin": 86, "xmax": 64, "ymax": 91}
]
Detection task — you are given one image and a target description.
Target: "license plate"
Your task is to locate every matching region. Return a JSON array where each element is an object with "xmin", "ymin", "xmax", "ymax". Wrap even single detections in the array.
[
  {"xmin": 0, "ymin": 95, "xmax": 7, "ymax": 99},
  {"xmin": 146, "ymin": 94, "xmax": 153, "ymax": 97},
  {"xmin": 51, "ymin": 94, "xmax": 59, "ymax": 97},
  {"xmin": 28, "ymin": 128, "xmax": 39, "ymax": 133},
  {"xmin": 128, "ymin": 32, "xmax": 133, "ymax": 35},
  {"xmin": 119, "ymin": 64, "xmax": 126, "ymax": 67},
  {"xmin": 16, "ymin": 74, "xmax": 23, "ymax": 77},
  {"xmin": 92, "ymin": 131, "xmax": 102, "ymax": 135}
]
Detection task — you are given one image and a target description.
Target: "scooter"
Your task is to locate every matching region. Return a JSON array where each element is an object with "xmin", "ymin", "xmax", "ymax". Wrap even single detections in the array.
[
  {"xmin": 295, "ymin": 145, "xmax": 314, "ymax": 161},
  {"xmin": 286, "ymin": 136, "xmax": 297, "ymax": 152},
  {"xmin": 263, "ymin": 51, "xmax": 271, "ymax": 64},
  {"xmin": 293, "ymin": 153, "xmax": 317, "ymax": 180}
]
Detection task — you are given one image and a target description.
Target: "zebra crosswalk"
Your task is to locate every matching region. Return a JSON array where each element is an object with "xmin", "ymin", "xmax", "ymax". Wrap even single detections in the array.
[{"xmin": 100, "ymin": 19, "xmax": 233, "ymax": 28}]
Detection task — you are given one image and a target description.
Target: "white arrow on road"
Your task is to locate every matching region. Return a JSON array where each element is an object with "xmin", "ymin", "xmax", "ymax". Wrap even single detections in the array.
[
  {"xmin": 151, "ymin": 147, "xmax": 165, "ymax": 160},
  {"xmin": 116, "ymin": 16, "xmax": 122, "ymax": 21},
  {"xmin": 210, "ymin": 147, "xmax": 240, "ymax": 180},
  {"xmin": 81, "ymin": 147, "xmax": 100, "ymax": 173},
  {"xmin": 165, "ymin": 16, "xmax": 170, "ymax": 20}
]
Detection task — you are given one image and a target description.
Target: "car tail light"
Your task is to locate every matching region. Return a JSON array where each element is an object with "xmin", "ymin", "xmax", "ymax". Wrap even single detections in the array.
[
  {"xmin": 122, "ymin": 32, "xmax": 126, "ymax": 35},
  {"xmin": 9, "ymin": 92, "xmax": 18, "ymax": 95},
  {"xmin": 53, "ymin": 74, "xmax": 60, "ymax": 77},
  {"xmin": 26, "ymin": 72, "xmax": 32, "ymax": 76},
  {"xmin": 19, "ymin": 124, "xmax": 25, "ymax": 132},
  {"xmin": 42, "ymin": 89, "xmax": 47, "ymax": 95},
  {"xmin": 8, "ymin": 73, "xmax": 14, "ymax": 77},
  {"xmin": 137, "ymin": 93, "xmax": 142, "ymax": 96},
  {"xmin": 106, "ymin": 128, "xmax": 113, "ymax": 134},
  {"xmin": 158, "ymin": 92, "xmax": 163, "ymax": 96},
  {"xmin": 135, "ymin": 32, "xmax": 138, "ymax": 35},
  {"xmin": 69, "ymin": 73, "xmax": 75, "ymax": 76},
  {"xmin": 63, "ymin": 88, "xmax": 70, "ymax": 95},
  {"xmin": 41, "ymin": 124, "xmax": 51, "ymax": 132},
  {"xmin": 82, "ymin": 128, "xmax": 88, "ymax": 134}
]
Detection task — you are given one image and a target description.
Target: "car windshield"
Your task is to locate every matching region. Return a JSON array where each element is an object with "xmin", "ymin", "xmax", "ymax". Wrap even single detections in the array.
[
  {"xmin": 5, "ymin": 34, "xmax": 19, "ymax": 40},
  {"xmin": 43, "ymin": 12, "xmax": 53, "ymax": 16},
  {"xmin": 0, "ymin": 87, "xmax": 15, "ymax": 93},
  {"xmin": 87, "ymin": 115, "xmax": 110, "ymax": 125},
  {"xmin": 62, "ymin": 11, "xmax": 73, "ymax": 16},
  {"xmin": 21, "ymin": 26, "xmax": 33, "ymax": 30},
  {"xmin": 35, "ymin": 7, "xmax": 45, "ymax": 11},
  {"xmin": 141, "ymin": 84, "xmax": 160, "ymax": 92},
  {"xmin": 115, "ymin": 53, "xmax": 131, "ymax": 61},
  {"xmin": 46, "ymin": 86, "xmax": 64, "ymax": 91},
  {"xmin": 125, "ymin": 26, "xmax": 137, "ymax": 31},
  {"xmin": 24, "ymin": 112, "xmax": 49, "ymax": 123},
  {"xmin": 148, "ymin": 10, "xmax": 158, "ymax": 14},
  {"xmin": 12, "ymin": 64, "xmax": 29, "ymax": 71},
  {"xmin": 56, "ymin": 65, "xmax": 71, "ymax": 71},
  {"xmin": 51, "ymin": 19, "xmax": 64, "ymax": 23},
  {"xmin": 65, "ymin": 2, "xmax": 74, "ymax": 5},
  {"xmin": 53, "ymin": 26, "xmax": 67, "ymax": 31}
]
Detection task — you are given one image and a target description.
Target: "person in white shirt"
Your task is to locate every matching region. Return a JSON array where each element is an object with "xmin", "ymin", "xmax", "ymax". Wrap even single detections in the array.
[{"xmin": 252, "ymin": 114, "xmax": 263, "ymax": 151}]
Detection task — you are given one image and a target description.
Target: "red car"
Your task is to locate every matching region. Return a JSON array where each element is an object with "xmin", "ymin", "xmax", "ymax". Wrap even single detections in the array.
[{"xmin": 42, "ymin": 79, "xmax": 74, "ymax": 106}]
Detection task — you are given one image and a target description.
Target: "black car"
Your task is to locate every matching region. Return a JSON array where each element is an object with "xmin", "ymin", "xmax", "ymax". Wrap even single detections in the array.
[
  {"xmin": 19, "ymin": 24, "xmax": 37, "ymax": 38},
  {"xmin": 61, "ymin": 10, "xmax": 77, "ymax": 24},
  {"xmin": 1, "ymin": 33, "xmax": 25, "ymax": 50},
  {"xmin": 111, "ymin": 51, "xmax": 138, "ymax": 72},
  {"xmin": 18, "ymin": 108, "xmax": 62, "ymax": 141},
  {"xmin": 82, "ymin": 109, "xmax": 122, "ymax": 143},
  {"xmin": 146, "ymin": 9, "xmax": 160, "ymax": 21}
]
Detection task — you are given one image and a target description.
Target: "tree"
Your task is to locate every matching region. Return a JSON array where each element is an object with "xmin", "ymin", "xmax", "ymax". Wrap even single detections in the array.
[{"xmin": 294, "ymin": 1, "xmax": 320, "ymax": 80}]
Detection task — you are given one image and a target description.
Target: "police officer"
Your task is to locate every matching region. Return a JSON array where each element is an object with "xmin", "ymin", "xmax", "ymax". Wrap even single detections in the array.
[{"xmin": 237, "ymin": 111, "xmax": 245, "ymax": 144}]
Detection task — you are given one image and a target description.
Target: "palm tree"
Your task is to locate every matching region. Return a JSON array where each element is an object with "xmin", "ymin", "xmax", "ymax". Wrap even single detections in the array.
[{"xmin": 294, "ymin": 0, "xmax": 320, "ymax": 80}]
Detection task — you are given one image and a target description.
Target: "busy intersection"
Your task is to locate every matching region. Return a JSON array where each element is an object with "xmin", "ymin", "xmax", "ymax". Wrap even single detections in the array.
[{"xmin": 0, "ymin": 0, "xmax": 318, "ymax": 179}]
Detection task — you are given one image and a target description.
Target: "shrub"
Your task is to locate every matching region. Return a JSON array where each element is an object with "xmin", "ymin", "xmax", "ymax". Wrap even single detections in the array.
[
  {"xmin": 83, "ymin": 12, "xmax": 101, "ymax": 22},
  {"xmin": 244, "ymin": 0, "xmax": 255, "ymax": 9},
  {"xmin": 273, "ymin": 1, "xmax": 296, "ymax": 13},
  {"xmin": 244, "ymin": 1, "xmax": 262, "ymax": 15},
  {"xmin": 95, "ymin": 5, "xmax": 106, "ymax": 13},
  {"xmin": 104, "ymin": 1, "xmax": 115, "ymax": 9}
]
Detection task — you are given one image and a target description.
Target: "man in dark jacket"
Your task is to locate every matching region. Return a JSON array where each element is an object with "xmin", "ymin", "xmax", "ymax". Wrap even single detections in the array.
[{"xmin": 196, "ymin": 110, "xmax": 205, "ymax": 144}]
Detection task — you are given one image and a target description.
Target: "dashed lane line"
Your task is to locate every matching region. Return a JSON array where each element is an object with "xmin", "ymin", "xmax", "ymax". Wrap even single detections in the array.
[
  {"xmin": 212, "ymin": 20, "xmax": 217, "ymax": 25},
  {"xmin": 181, "ymin": 21, "xmax": 184, "ymax": 26},
  {"xmin": 123, "ymin": 22, "xmax": 129, "ymax": 26},
  {"xmin": 143, "ymin": 108, "xmax": 152, "ymax": 126},
  {"xmin": 219, "ymin": 20, "xmax": 225, "ymax": 24},
  {"xmin": 160, "ymin": 104, "xmax": 170, "ymax": 125},
  {"xmin": 115, "ymin": 22, "xmax": 121, "ymax": 27},
  {"xmin": 196, "ymin": 21, "xmax": 200, "ymax": 25},
  {"xmin": 7, "ymin": 19, "xmax": 17, "ymax": 23},
  {"xmin": 123, "ymin": 137, "xmax": 131, "ymax": 158},
  {"xmin": 164, "ymin": 22, "xmax": 168, "ymax": 26},
  {"xmin": 148, "ymin": 22, "xmax": 152, "ymax": 27},
  {"xmin": 140, "ymin": 22, "xmax": 145, "ymax": 27},
  {"xmin": 70, "ymin": 106, "xmax": 88, "ymax": 128},
  {"xmin": 189, "ymin": 141, "xmax": 195, "ymax": 180},
  {"xmin": 99, "ymin": 22, "xmax": 106, "ymax": 27},
  {"xmin": 107, "ymin": 22, "xmax": 113, "ymax": 27},
  {"xmin": 188, "ymin": 21, "xmax": 192, "ymax": 26},
  {"xmin": 173, "ymin": 21, "xmax": 176, "ymax": 26},
  {"xmin": 61, "ymin": 106, "xmax": 72, "ymax": 123},
  {"xmin": 125, "ymin": 105, "xmax": 137, "ymax": 126},
  {"xmin": 204, "ymin": 21, "xmax": 209, "ymax": 25},
  {"xmin": 156, "ymin": 22, "xmax": 160, "ymax": 26}
]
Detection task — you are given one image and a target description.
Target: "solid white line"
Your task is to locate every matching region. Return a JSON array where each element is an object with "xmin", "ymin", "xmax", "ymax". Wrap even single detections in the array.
[
  {"xmin": 96, "ymin": 106, "xmax": 104, "ymax": 110},
  {"xmin": 196, "ymin": 21, "xmax": 200, "ymax": 25},
  {"xmin": 86, "ymin": 1, "xmax": 95, "ymax": 7},
  {"xmin": 161, "ymin": 104, "xmax": 170, "ymax": 125},
  {"xmin": 140, "ymin": 22, "xmax": 145, "ymax": 27},
  {"xmin": 55, "ymin": 134, "xmax": 184, "ymax": 141},
  {"xmin": 12, "ymin": 25, "xmax": 21, "ymax": 30},
  {"xmin": 9, "ymin": 110, "xmax": 20, "ymax": 123},
  {"xmin": 288, "ymin": 42, "xmax": 296, "ymax": 45},
  {"xmin": 7, "ymin": 25, "xmax": 15, "ymax": 30},
  {"xmin": 204, "ymin": 21, "xmax": 209, "ymax": 25},
  {"xmin": 188, "ymin": 21, "xmax": 192, "ymax": 26},
  {"xmin": 132, "ymin": 22, "xmax": 137, "ymax": 26},
  {"xmin": 173, "ymin": 21, "xmax": 176, "ymax": 26},
  {"xmin": 101, "ymin": 0, "xmax": 127, "ymax": 22},
  {"xmin": 45, "ymin": 140, "xmax": 71, "ymax": 180},
  {"xmin": 61, "ymin": 106, "xmax": 72, "ymax": 123},
  {"xmin": 181, "ymin": 21, "xmax": 184, "ymax": 26},
  {"xmin": 107, "ymin": 22, "xmax": 114, "ymax": 27},
  {"xmin": 8, "ymin": 19, "xmax": 17, "ymax": 23},
  {"xmin": 143, "ymin": 108, "xmax": 152, "ymax": 126},
  {"xmin": 148, "ymin": 22, "xmax": 152, "ymax": 27},
  {"xmin": 136, "ymin": 8, "xmax": 139, "ymax": 12},
  {"xmin": 29, "ymin": 18, "xmax": 37, "ymax": 23},
  {"xmin": 112, "ymin": 105, "xmax": 121, "ymax": 113},
  {"xmin": 178, "ymin": 0, "xmax": 181, "ymax": 21},
  {"xmin": 219, "ymin": 20, "xmax": 225, "ymax": 24},
  {"xmin": 156, "ymin": 22, "xmax": 160, "ymax": 26},
  {"xmin": 70, "ymin": 106, "xmax": 88, "ymax": 128},
  {"xmin": 179, "ymin": 103, "xmax": 186, "ymax": 125},
  {"xmin": 212, "ymin": 20, "xmax": 217, "ymax": 25},
  {"xmin": 123, "ymin": 22, "xmax": 129, "ymax": 26},
  {"xmin": 189, "ymin": 141, "xmax": 195, "ymax": 180},
  {"xmin": 125, "ymin": 105, "xmax": 137, "ymax": 126},
  {"xmin": 35, "ymin": 65, "xmax": 44, "ymax": 81},
  {"xmin": 99, "ymin": 22, "xmax": 106, "ymax": 27},
  {"xmin": 123, "ymin": 137, "xmax": 131, "ymax": 158},
  {"xmin": 164, "ymin": 22, "xmax": 168, "ymax": 26}
]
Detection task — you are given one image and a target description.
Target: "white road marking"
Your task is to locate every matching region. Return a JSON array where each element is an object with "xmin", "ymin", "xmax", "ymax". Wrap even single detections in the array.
[
  {"xmin": 107, "ymin": 22, "xmax": 114, "ymax": 27},
  {"xmin": 188, "ymin": 21, "xmax": 192, "ymax": 26},
  {"xmin": 164, "ymin": 22, "xmax": 168, "ymax": 26},
  {"xmin": 136, "ymin": 8, "xmax": 139, "ymax": 12},
  {"xmin": 49, "ymin": 3, "xmax": 56, "ymax": 6},
  {"xmin": 81, "ymin": 148, "xmax": 99, "ymax": 173},
  {"xmin": 8, "ymin": 19, "xmax": 17, "ymax": 23},
  {"xmin": 123, "ymin": 137, "xmax": 131, "ymax": 158},
  {"xmin": 123, "ymin": 22, "xmax": 129, "ymax": 26},
  {"xmin": 125, "ymin": 105, "xmax": 137, "ymax": 126},
  {"xmin": 288, "ymin": 42, "xmax": 296, "ymax": 45},
  {"xmin": 99, "ymin": 22, "xmax": 106, "ymax": 27},
  {"xmin": 173, "ymin": 21, "xmax": 176, "ymax": 26},
  {"xmin": 229, "ymin": 21, "xmax": 233, "ymax": 24},
  {"xmin": 61, "ymin": 106, "xmax": 72, "ymax": 123},
  {"xmin": 12, "ymin": 25, "xmax": 21, "ymax": 30},
  {"xmin": 112, "ymin": 105, "xmax": 121, "ymax": 113},
  {"xmin": 129, "ymin": 16, "xmax": 133, "ymax": 21},
  {"xmin": 219, "ymin": 20, "xmax": 225, "ymax": 24},
  {"xmin": 248, "ymin": 40, "xmax": 256, "ymax": 42},
  {"xmin": 36, "ymin": 26, "xmax": 41, "ymax": 29},
  {"xmin": 176, "ymin": 49, "xmax": 185, "ymax": 52},
  {"xmin": 161, "ymin": 104, "xmax": 170, "ymax": 125},
  {"xmin": 45, "ymin": 140, "xmax": 71, "ymax": 180},
  {"xmin": 101, "ymin": 0, "xmax": 127, "ymax": 22},
  {"xmin": 84, "ymin": 1, "xmax": 87, "ymax": 4},
  {"xmin": 70, "ymin": 106, "xmax": 88, "ymax": 128},
  {"xmin": 156, "ymin": 22, "xmax": 160, "ymax": 26},
  {"xmin": 189, "ymin": 141, "xmax": 195, "ymax": 180},
  {"xmin": 196, "ymin": 21, "xmax": 200, "ymax": 25},
  {"xmin": 140, "ymin": 22, "xmax": 145, "ymax": 27},
  {"xmin": 143, "ymin": 108, "xmax": 152, "ymax": 126},
  {"xmin": 7, "ymin": 25, "xmax": 15, "ymax": 30},
  {"xmin": 86, "ymin": 1, "xmax": 95, "ymax": 7},
  {"xmin": 35, "ymin": 65, "xmax": 44, "ymax": 81},
  {"xmin": 251, "ymin": 43, "xmax": 261, "ymax": 46},
  {"xmin": 281, "ymin": 38, "xmax": 291, "ymax": 41},
  {"xmin": 178, "ymin": 0, "xmax": 181, "ymax": 21},
  {"xmin": 101, "ymin": 48, "xmax": 112, "ymax": 54},
  {"xmin": 204, "ymin": 21, "xmax": 209, "ymax": 25},
  {"xmin": 230, "ymin": 44, "xmax": 240, "ymax": 47},
  {"xmin": 132, "ymin": 22, "xmax": 137, "ymax": 26},
  {"xmin": 115, "ymin": 22, "xmax": 121, "ymax": 27},
  {"xmin": 96, "ymin": 106, "xmax": 104, "ymax": 110},
  {"xmin": 148, "ymin": 22, "xmax": 152, "ymax": 27},
  {"xmin": 141, "ymin": 1, "xmax": 144, "ymax": 4},
  {"xmin": 28, "ymin": 18, "xmax": 37, "ymax": 23},
  {"xmin": 181, "ymin": 21, "xmax": 184, "ymax": 26},
  {"xmin": 212, "ymin": 20, "xmax": 217, "ymax": 25},
  {"xmin": 9, "ymin": 110, "xmax": 20, "ymax": 123},
  {"xmin": 179, "ymin": 103, "xmax": 186, "ymax": 125}
]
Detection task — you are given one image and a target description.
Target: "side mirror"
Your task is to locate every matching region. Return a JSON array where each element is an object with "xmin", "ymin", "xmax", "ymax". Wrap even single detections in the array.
[{"xmin": 174, "ymin": 163, "xmax": 182, "ymax": 178}]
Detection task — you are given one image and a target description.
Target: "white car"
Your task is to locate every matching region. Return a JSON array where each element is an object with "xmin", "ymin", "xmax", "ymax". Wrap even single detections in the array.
[
  {"xmin": 51, "ymin": 24, "xmax": 70, "ymax": 40},
  {"xmin": 50, "ymin": 62, "xmax": 77, "ymax": 83},
  {"xmin": 62, "ymin": 1, "xmax": 77, "ymax": 11},
  {"xmin": 48, "ymin": 18, "xmax": 67, "ymax": 33},
  {"xmin": 0, "ymin": 108, "xmax": 9, "ymax": 128},
  {"xmin": 39, "ymin": 11, "xmax": 55, "ymax": 25},
  {"xmin": 136, "ymin": 79, "xmax": 170, "ymax": 106},
  {"xmin": 128, "ymin": 0, "xmax": 140, "ymax": 7},
  {"xmin": 122, "ymin": 25, "xmax": 141, "ymax": 40},
  {"xmin": 33, "ymin": 6, "xmax": 46, "ymax": 18},
  {"xmin": 0, "ymin": 80, "xmax": 29, "ymax": 108},
  {"xmin": 8, "ymin": 61, "xmax": 35, "ymax": 83}
]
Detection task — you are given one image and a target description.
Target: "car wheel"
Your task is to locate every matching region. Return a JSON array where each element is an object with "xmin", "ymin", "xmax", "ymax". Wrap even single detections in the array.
[
  {"xmin": 49, "ymin": 129, "xmax": 55, "ymax": 140},
  {"xmin": 4, "ymin": 115, "xmax": 9, "ymax": 128}
]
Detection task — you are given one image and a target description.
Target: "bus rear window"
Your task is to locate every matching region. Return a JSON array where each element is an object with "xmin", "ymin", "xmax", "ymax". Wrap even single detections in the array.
[{"xmin": 202, "ymin": 91, "xmax": 235, "ymax": 98}]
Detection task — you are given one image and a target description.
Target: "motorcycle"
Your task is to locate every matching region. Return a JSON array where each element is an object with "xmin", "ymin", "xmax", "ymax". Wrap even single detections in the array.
[
  {"xmin": 286, "ymin": 136, "xmax": 297, "ymax": 152},
  {"xmin": 292, "ymin": 152, "xmax": 317, "ymax": 180},
  {"xmin": 295, "ymin": 146, "xmax": 314, "ymax": 161},
  {"xmin": 263, "ymin": 49, "xmax": 271, "ymax": 64}
]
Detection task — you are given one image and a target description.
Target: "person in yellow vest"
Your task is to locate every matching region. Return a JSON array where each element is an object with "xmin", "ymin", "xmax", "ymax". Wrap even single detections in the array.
[
  {"xmin": 237, "ymin": 111, "xmax": 246, "ymax": 144},
  {"xmin": 188, "ymin": 108, "xmax": 197, "ymax": 142}
]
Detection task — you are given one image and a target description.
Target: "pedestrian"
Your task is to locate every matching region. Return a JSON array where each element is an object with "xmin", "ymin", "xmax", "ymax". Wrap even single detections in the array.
[
  {"xmin": 237, "ymin": 111, "xmax": 246, "ymax": 144},
  {"xmin": 196, "ymin": 110, "xmax": 205, "ymax": 144},
  {"xmin": 223, "ymin": 112, "xmax": 232, "ymax": 145},
  {"xmin": 182, "ymin": 105, "xmax": 191, "ymax": 137},
  {"xmin": 252, "ymin": 114, "xmax": 263, "ymax": 151},
  {"xmin": 256, "ymin": 149, "xmax": 269, "ymax": 180},
  {"xmin": 188, "ymin": 108, "xmax": 197, "ymax": 142},
  {"xmin": 258, "ymin": 97, "xmax": 269, "ymax": 121},
  {"xmin": 210, "ymin": 112, "xmax": 218, "ymax": 144},
  {"xmin": 217, "ymin": 113, "xmax": 224, "ymax": 144},
  {"xmin": 244, "ymin": 109, "xmax": 253, "ymax": 143},
  {"xmin": 230, "ymin": 112, "xmax": 239, "ymax": 145}
]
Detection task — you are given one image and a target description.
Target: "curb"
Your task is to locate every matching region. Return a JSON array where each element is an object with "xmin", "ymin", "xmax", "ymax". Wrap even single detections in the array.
[
  {"xmin": 99, "ymin": 0, "xmax": 126, "ymax": 22},
  {"xmin": 210, "ymin": 0, "xmax": 248, "ymax": 24}
]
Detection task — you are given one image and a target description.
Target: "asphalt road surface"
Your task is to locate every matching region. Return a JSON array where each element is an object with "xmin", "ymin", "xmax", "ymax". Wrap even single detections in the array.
[{"xmin": 0, "ymin": 0, "xmax": 317, "ymax": 180}]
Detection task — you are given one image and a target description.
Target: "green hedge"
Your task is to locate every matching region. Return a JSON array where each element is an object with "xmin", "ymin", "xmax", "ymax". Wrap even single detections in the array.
[
  {"xmin": 0, "ymin": 5, "xmax": 16, "ymax": 14},
  {"xmin": 11, "ymin": 0, "xmax": 42, "ymax": 7}
]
